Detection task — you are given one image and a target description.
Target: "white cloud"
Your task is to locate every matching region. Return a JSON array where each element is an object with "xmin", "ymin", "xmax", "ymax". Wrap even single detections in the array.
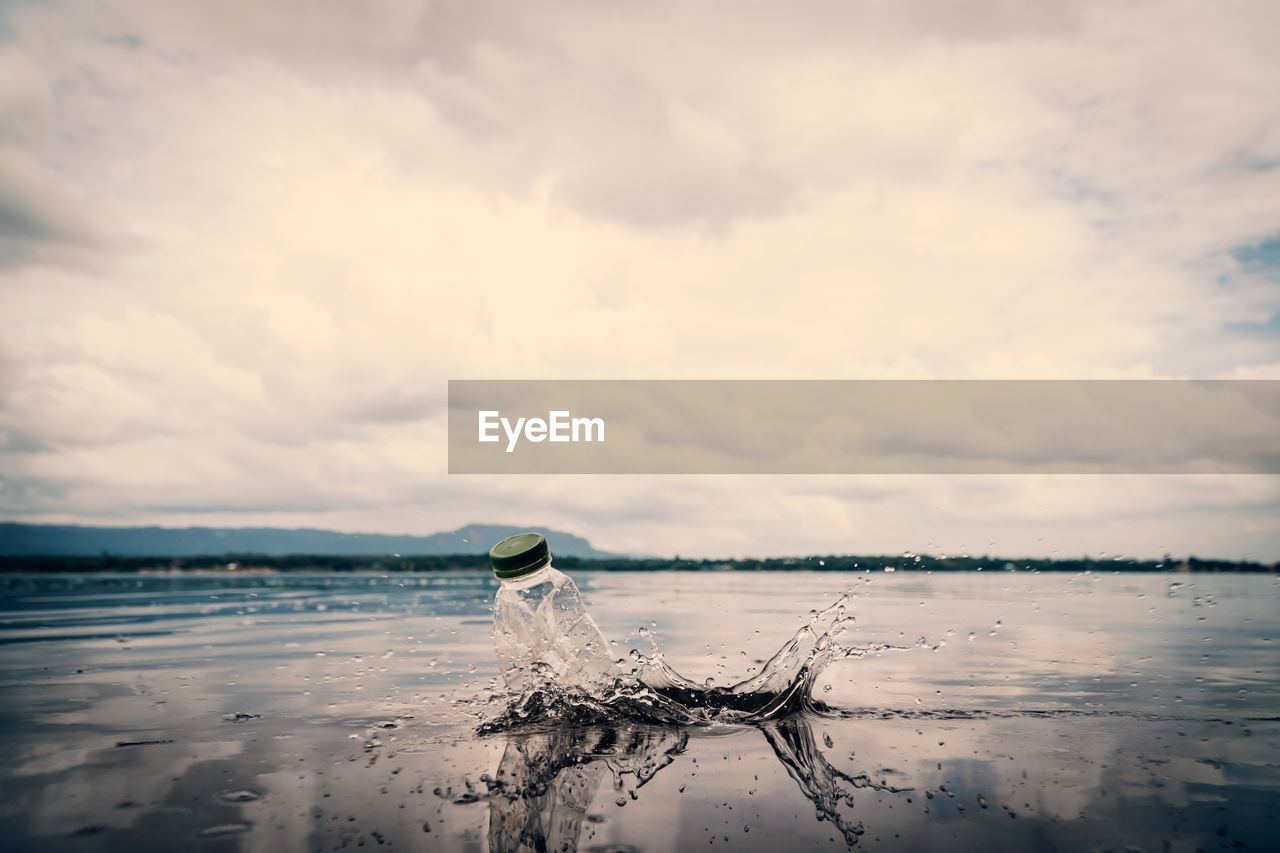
[{"xmin": 1, "ymin": 0, "xmax": 1278, "ymax": 558}]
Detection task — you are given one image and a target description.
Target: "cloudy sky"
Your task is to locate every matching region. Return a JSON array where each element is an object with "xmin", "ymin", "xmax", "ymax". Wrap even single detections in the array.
[{"xmin": 2, "ymin": 0, "xmax": 1279, "ymax": 560}]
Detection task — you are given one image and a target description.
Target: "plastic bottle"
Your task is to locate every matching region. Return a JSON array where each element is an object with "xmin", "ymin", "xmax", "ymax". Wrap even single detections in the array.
[{"xmin": 490, "ymin": 532, "xmax": 620, "ymax": 694}]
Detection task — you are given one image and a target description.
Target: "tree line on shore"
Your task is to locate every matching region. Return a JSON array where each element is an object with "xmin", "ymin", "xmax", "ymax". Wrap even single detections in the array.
[{"xmin": 1, "ymin": 553, "xmax": 1275, "ymax": 573}]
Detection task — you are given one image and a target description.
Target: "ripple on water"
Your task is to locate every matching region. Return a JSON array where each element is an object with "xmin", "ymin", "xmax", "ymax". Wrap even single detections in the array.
[{"xmin": 196, "ymin": 822, "xmax": 252, "ymax": 838}]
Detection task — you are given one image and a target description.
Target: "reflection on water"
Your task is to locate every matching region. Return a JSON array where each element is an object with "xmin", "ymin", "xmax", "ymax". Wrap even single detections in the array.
[
  {"xmin": 487, "ymin": 724, "xmax": 688, "ymax": 853},
  {"xmin": 484, "ymin": 715, "xmax": 916, "ymax": 853},
  {"xmin": 0, "ymin": 571, "xmax": 1277, "ymax": 851},
  {"xmin": 762, "ymin": 716, "xmax": 912, "ymax": 847}
]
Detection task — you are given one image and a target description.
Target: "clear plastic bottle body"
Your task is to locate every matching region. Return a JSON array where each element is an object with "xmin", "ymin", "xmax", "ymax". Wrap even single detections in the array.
[{"xmin": 492, "ymin": 562, "xmax": 619, "ymax": 694}]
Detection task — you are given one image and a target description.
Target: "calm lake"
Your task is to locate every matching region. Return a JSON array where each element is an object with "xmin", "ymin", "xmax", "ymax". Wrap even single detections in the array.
[{"xmin": 0, "ymin": 570, "xmax": 1277, "ymax": 852}]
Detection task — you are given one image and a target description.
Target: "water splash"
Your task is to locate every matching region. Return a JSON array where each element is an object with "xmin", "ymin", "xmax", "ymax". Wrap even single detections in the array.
[
  {"xmin": 472, "ymin": 592, "xmax": 917, "ymax": 849},
  {"xmin": 479, "ymin": 593, "xmax": 898, "ymax": 732}
]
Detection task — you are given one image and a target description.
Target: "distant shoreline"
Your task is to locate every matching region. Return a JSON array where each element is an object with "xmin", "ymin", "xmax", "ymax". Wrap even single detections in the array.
[{"xmin": 1, "ymin": 554, "xmax": 1275, "ymax": 574}]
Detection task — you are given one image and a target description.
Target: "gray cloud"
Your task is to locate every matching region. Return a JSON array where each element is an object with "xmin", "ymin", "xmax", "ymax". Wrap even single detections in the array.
[
  {"xmin": 12, "ymin": 0, "xmax": 1270, "ymax": 236},
  {"xmin": 0, "ymin": 467, "xmax": 66, "ymax": 516},
  {"xmin": 0, "ymin": 426, "xmax": 47, "ymax": 455},
  {"xmin": 21, "ymin": 2, "xmax": 1088, "ymax": 230},
  {"xmin": 339, "ymin": 389, "xmax": 446, "ymax": 426},
  {"xmin": 0, "ymin": 152, "xmax": 100, "ymax": 269},
  {"xmin": 2, "ymin": 0, "xmax": 1279, "ymax": 557},
  {"xmin": 0, "ymin": 21, "xmax": 104, "ymax": 271}
]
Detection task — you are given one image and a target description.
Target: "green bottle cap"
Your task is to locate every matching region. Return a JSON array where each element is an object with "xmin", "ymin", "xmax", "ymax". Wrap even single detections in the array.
[{"xmin": 490, "ymin": 532, "xmax": 551, "ymax": 580}]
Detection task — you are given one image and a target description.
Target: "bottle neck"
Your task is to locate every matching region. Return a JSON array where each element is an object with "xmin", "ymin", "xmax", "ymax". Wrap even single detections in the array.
[{"xmin": 499, "ymin": 561, "xmax": 555, "ymax": 589}]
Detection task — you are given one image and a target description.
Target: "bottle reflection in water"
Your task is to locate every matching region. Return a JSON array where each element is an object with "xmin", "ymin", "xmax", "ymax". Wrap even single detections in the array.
[
  {"xmin": 483, "ymin": 715, "xmax": 906, "ymax": 853},
  {"xmin": 762, "ymin": 717, "xmax": 911, "ymax": 846},
  {"xmin": 488, "ymin": 732, "xmax": 605, "ymax": 853},
  {"xmin": 490, "ymin": 533, "xmax": 620, "ymax": 694},
  {"xmin": 487, "ymin": 725, "xmax": 688, "ymax": 853}
]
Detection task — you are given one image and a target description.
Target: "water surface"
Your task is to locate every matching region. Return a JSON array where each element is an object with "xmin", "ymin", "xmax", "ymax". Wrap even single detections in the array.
[{"xmin": 1, "ymin": 570, "xmax": 1277, "ymax": 851}]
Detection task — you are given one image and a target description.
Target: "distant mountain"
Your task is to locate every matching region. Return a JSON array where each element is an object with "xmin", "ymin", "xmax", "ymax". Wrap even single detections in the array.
[{"xmin": 0, "ymin": 522, "xmax": 624, "ymax": 558}]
